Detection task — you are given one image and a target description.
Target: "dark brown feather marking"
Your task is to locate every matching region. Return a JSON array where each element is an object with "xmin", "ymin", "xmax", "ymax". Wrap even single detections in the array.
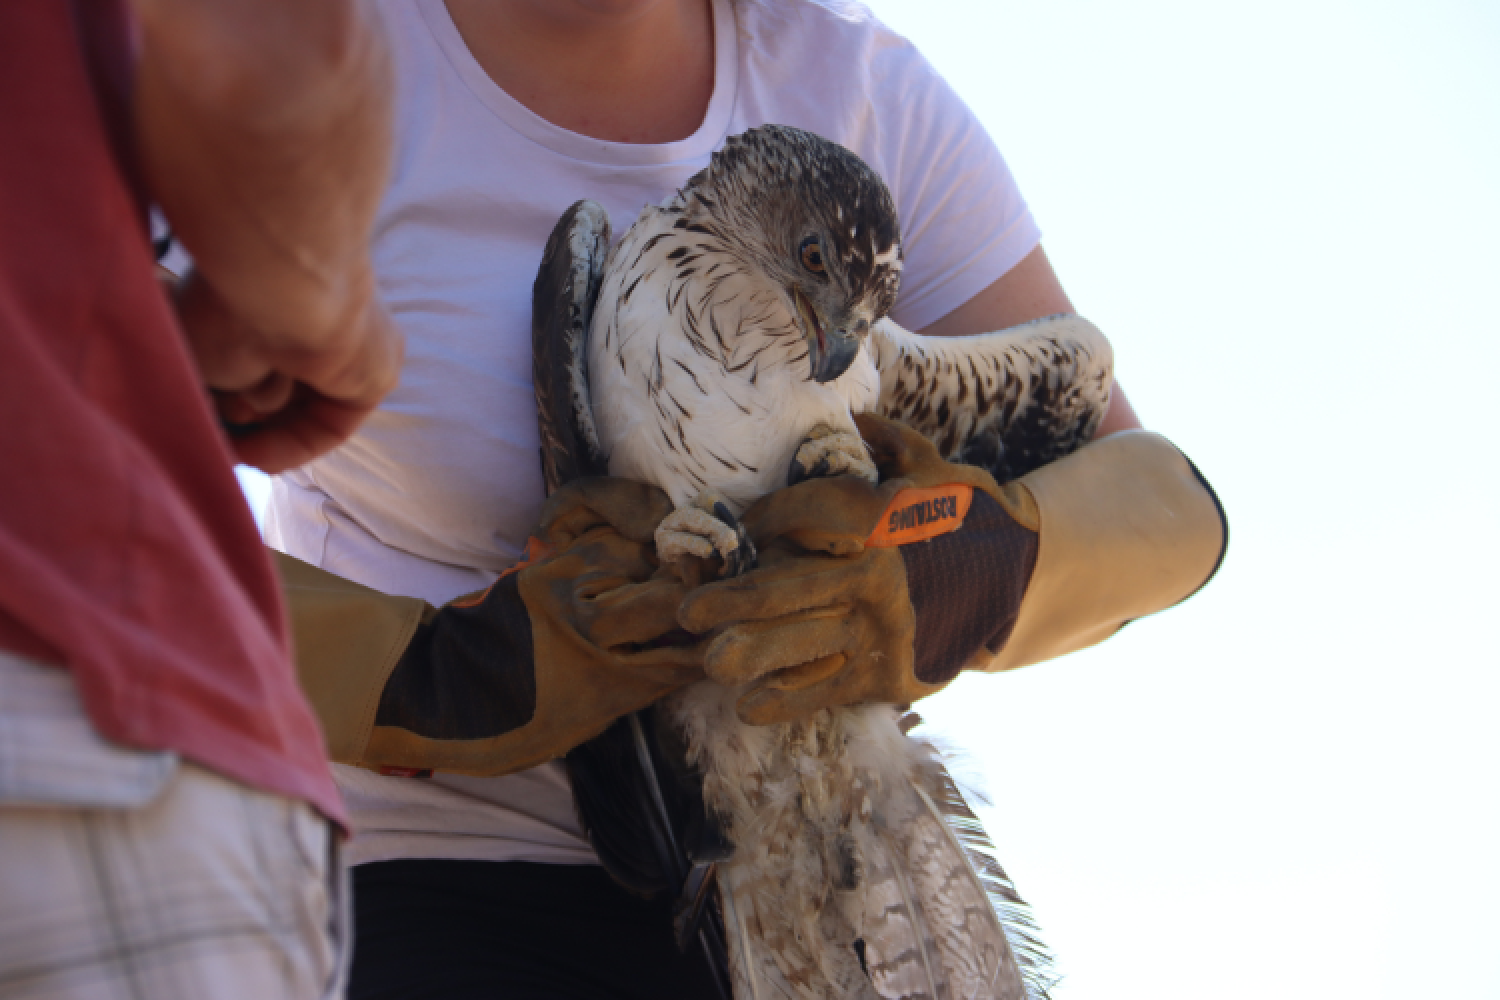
[
  {"xmin": 621, "ymin": 273, "xmax": 643, "ymax": 304},
  {"xmin": 672, "ymin": 358, "xmax": 708, "ymax": 394},
  {"xmin": 633, "ymin": 231, "xmax": 671, "ymax": 269}
]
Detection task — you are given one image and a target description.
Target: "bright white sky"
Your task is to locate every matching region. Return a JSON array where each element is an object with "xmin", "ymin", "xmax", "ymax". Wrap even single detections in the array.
[
  {"xmin": 860, "ymin": 1, "xmax": 1500, "ymax": 997},
  {"xmin": 240, "ymin": 1, "xmax": 1500, "ymax": 995}
]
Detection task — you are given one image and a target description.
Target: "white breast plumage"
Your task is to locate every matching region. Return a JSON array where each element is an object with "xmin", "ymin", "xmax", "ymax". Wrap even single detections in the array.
[{"xmin": 589, "ymin": 204, "xmax": 879, "ymax": 515}]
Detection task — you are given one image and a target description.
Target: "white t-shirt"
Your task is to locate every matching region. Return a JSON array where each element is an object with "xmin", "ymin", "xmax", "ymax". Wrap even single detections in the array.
[{"xmin": 265, "ymin": 0, "xmax": 1041, "ymax": 867}]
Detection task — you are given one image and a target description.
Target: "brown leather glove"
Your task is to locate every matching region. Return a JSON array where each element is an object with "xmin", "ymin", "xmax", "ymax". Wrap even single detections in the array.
[
  {"xmin": 679, "ymin": 413, "xmax": 1227, "ymax": 725},
  {"xmin": 275, "ymin": 478, "xmax": 706, "ymax": 775}
]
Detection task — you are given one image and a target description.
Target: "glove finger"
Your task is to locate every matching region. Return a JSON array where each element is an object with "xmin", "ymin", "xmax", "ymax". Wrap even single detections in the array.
[
  {"xmin": 736, "ymin": 671, "xmax": 860, "ymax": 726},
  {"xmin": 852, "ymin": 411, "xmax": 945, "ymax": 481},
  {"xmin": 614, "ymin": 642, "xmax": 711, "ymax": 676},
  {"xmin": 540, "ymin": 477, "xmax": 675, "ymax": 547},
  {"xmin": 679, "ymin": 557, "xmax": 873, "ymax": 632},
  {"xmin": 853, "ymin": 412, "xmax": 1006, "ymax": 500},
  {"xmin": 583, "ymin": 651, "xmax": 709, "ymax": 730},
  {"xmin": 557, "ymin": 529, "xmax": 659, "ymax": 582},
  {"xmin": 587, "ymin": 578, "xmax": 694, "ymax": 649},
  {"xmin": 703, "ymin": 611, "xmax": 851, "ymax": 686},
  {"xmin": 760, "ymin": 653, "xmax": 847, "ymax": 692},
  {"xmin": 738, "ymin": 476, "xmax": 891, "ymax": 552}
]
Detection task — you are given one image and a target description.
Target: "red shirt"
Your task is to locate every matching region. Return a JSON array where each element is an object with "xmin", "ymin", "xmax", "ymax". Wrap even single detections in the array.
[{"xmin": 0, "ymin": 0, "xmax": 344, "ymax": 825}]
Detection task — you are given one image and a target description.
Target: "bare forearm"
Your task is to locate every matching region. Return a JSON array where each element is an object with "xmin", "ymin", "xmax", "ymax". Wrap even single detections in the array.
[
  {"xmin": 918, "ymin": 245, "xmax": 1074, "ymax": 338},
  {"xmin": 131, "ymin": 0, "xmax": 394, "ymax": 354}
]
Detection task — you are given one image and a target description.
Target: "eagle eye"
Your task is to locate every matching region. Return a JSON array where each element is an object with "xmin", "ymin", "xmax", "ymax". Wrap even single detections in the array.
[{"xmin": 799, "ymin": 237, "xmax": 826, "ymax": 275}]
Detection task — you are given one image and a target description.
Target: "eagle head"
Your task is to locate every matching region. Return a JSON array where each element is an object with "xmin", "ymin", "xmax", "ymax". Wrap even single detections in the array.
[{"xmin": 682, "ymin": 125, "xmax": 903, "ymax": 383}]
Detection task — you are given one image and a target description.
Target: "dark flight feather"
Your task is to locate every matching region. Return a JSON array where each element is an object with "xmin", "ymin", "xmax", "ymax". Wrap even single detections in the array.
[
  {"xmin": 532, "ymin": 197, "xmax": 735, "ymax": 999},
  {"xmin": 532, "ymin": 199, "xmax": 611, "ymax": 492}
]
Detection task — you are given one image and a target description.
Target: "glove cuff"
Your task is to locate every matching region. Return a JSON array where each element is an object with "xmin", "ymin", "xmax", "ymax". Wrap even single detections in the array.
[
  {"xmin": 987, "ymin": 430, "xmax": 1227, "ymax": 670},
  {"xmin": 272, "ymin": 550, "xmax": 426, "ymax": 764},
  {"xmin": 897, "ymin": 489, "xmax": 1040, "ymax": 684}
]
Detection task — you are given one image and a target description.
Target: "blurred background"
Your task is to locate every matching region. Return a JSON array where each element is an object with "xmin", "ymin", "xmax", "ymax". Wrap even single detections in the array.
[{"xmin": 240, "ymin": 1, "xmax": 1499, "ymax": 996}]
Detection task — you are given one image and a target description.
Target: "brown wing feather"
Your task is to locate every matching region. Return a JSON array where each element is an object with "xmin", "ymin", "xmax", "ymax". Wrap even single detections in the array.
[
  {"xmin": 869, "ymin": 315, "xmax": 1114, "ymax": 482},
  {"xmin": 532, "ymin": 199, "xmax": 612, "ymax": 493}
]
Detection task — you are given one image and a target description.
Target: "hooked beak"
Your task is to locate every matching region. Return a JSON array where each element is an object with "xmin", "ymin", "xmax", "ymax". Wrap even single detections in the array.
[{"xmin": 793, "ymin": 287, "xmax": 862, "ymax": 384}]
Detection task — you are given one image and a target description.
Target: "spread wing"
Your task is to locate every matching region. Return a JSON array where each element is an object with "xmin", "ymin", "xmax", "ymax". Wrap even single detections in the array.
[
  {"xmin": 532, "ymin": 199, "xmax": 612, "ymax": 494},
  {"xmin": 868, "ymin": 315, "xmax": 1114, "ymax": 482}
]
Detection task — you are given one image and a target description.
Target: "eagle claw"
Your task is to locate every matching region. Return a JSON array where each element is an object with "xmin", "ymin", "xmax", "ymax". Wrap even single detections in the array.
[
  {"xmin": 787, "ymin": 423, "xmax": 877, "ymax": 487},
  {"xmin": 655, "ymin": 492, "xmax": 757, "ymax": 579}
]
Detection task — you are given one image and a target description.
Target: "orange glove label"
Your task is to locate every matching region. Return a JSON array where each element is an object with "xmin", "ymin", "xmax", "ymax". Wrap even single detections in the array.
[{"xmin": 866, "ymin": 484, "xmax": 974, "ymax": 548}]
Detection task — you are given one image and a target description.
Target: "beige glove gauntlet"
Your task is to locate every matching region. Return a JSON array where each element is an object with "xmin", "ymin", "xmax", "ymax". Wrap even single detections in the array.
[
  {"xmin": 276, "ymin": 478, "xmax": 707, "ymax": 774},
  {"xmin": 678, "ymin": 413, "xmax": 1226, "ymax": 724}
]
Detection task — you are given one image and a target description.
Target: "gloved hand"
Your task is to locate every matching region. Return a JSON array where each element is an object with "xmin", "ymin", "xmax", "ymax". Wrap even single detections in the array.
[
  {"xmin": 679, "ymin": 413, "xmax": 1227, "ymax": 725},
  {"xmin": 275, "ymin": 477, "xmax": 707, "ymax": 775}
]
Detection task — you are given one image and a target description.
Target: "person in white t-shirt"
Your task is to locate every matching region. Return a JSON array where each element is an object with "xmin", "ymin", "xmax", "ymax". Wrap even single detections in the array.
[{"xmin": 267, "ymin": 0, "xmax": 1224, "ymax": 996}]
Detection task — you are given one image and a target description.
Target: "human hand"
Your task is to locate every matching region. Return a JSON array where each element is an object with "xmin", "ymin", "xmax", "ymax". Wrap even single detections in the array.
[
  {"xmin": 360, "ymin": 477, "xmax": 708, "ymax": 775},
  {"xmin": 679, "ymin": 414, "xmax": 1039, "ymax": 725},
  {"xmin": 681, "ymin": 412, "xmax": 1231, "ymax": 726},
  {"xmin": 174, "ymin": 269, "xmax": 403, "ymax": 473},
  {"xmin": 133, "ymin": 0, "xmax": 398, "ymax": 472}
]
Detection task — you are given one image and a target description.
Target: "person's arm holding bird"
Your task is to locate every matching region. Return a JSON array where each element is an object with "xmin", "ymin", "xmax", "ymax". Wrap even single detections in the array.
[
  {"xmin": 679, "ymin": 245, "xmax": 1226, "ymax": 722},
  {"xmin": 263, "ymin": 0, "xmax": 1218, "ymax": 778}
]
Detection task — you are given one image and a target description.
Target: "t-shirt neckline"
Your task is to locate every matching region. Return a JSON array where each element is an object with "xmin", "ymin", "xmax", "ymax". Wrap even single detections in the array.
[{"xmin": 418, "ymin": 0, "xmax": 738, "ymax": 166}]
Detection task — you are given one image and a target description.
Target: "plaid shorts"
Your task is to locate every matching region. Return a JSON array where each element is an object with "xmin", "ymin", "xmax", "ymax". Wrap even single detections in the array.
[{"xmin": 0, "ymin": 653, "xmax": 350, "ymax": 1000}]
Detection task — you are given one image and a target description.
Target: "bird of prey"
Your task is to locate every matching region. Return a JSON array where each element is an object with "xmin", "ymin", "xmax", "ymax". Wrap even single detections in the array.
[{"xmin": 532, "ymin": 125, "xmax": 1112, "ymax": 1000}]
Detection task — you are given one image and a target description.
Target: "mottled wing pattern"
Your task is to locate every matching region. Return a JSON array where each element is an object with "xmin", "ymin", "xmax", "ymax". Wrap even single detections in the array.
[
  {"xmin": 856, "ymin": 825, "xmax": 944, "ymax": 999},
  {"xmin": 672, "ymin": 685, "xmax": 1032, "ymax": 1000},
  {"xmin": 904, "ymin": 786, "xmax": 1026, "ymax": 1000},
  {"xmin": 532, "ymin": 199, "xmax": 612, "ymax": 494},
  {"xmin": 854, "ymin": 789, "xmax": 1026, "ymax": 1000},
  {"xmin": 868, "ymin": 316, "xmax": 1114, "ymax": 483}
]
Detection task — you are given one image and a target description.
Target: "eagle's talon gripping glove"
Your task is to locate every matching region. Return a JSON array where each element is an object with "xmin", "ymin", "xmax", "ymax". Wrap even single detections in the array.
[
  {"xmin": 678, "ymin": 412, "xmax": 1227, "ymax": 726},
  {"xmin": 274, "ymin": 477, "xmax": 708, "ymax": 775}
]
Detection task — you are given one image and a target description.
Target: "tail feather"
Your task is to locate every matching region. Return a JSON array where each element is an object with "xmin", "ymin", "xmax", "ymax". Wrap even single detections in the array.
[
  {"xmin": 858, "ymin": 823, "xmax": 940, "ymax": 1000},
  {"xmin": 908, "ymin": 735, "xmax": 1058, "ymax": 1000}
]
